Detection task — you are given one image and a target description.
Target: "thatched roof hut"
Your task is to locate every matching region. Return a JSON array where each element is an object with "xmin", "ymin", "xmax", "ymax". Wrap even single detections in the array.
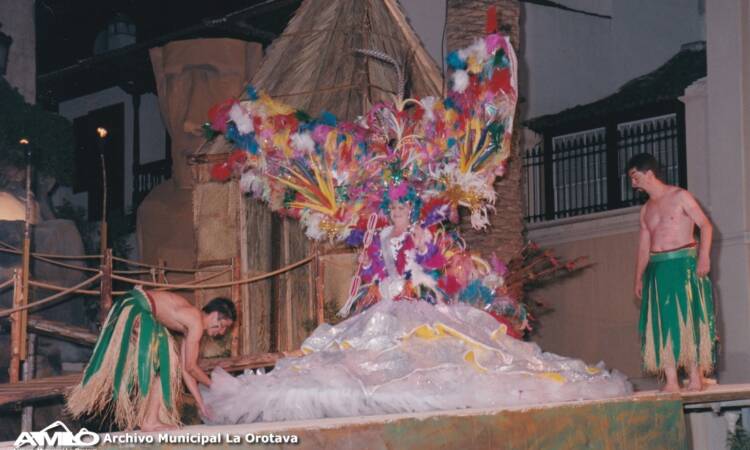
[
  {"xmin": 251, "ymin": 0, "xmax": 443, "ymax": 119},
  {"xmin": 195, "ymin": 0, "xmax": 443, "ymax": 159}
]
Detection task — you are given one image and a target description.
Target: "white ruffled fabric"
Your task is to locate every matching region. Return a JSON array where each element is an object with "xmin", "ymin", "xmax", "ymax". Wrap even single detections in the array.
[{"xmin": 201, "ymin": 299, "xmax": 631, "ymax": 424}]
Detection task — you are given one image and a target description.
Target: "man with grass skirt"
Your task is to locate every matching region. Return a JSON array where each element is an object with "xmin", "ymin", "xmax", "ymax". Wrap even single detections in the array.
[
  {"xmin": 67, "ymin": 288, "xmax": 235, "ymax": 431},
  {"xmin": 628, "ymin": 153, "xmax": 717, "ymax": 392}
]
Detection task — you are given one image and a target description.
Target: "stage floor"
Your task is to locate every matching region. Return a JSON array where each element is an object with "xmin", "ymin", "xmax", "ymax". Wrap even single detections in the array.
[
  {"xmin": 99, "ymin": 393, "xmax": 687, "ymax": 450},
  {"xmin": 5, "ymin": 384, "xmax": 750, "ymax": 449}
]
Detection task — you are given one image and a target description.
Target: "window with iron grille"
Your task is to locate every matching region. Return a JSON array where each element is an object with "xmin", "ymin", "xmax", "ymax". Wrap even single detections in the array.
[{"xmin": 524, "ymin": 109, "xmax": 686, "ymax": 223}]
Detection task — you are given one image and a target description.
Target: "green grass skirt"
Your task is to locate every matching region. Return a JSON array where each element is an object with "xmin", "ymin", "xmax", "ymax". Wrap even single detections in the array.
[
  {"xmin": 66, "ymin": 288, "xmax": 181, "ymax": 429},
  {"xmin": 639, "ymin": 248, "xmax": 716, "ymax": 375}
]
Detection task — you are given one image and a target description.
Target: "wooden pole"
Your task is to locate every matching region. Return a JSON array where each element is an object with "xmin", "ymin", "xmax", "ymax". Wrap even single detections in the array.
[
  {"xmin": 315, "ymin": 252, "xmax": 325, "ymax": 325},
  {"xmin": 99, "ymin": 248, "xmax": 113, "ymax": 325},
  {"xmin": 27, "ymin": 318, "xmax": 98, "ymax": 346},
  {"xmin": 99, "ymin": 151, "xmax": 108, "ymax": 256},
  {"xmin": 157, "ymin": 258, "xmax": 167, "ymax": 284},
  {"xmin": 230, "ymin": 257, "xmax": 242, "ymax": 357},
  {"xmin": 9, "ymin": 269, "xmax": 22, "ymax": 383},
  {"xmin": 20, "ymin": 145, "xmax": 32, "ymax": 362},
  {"xmin": 307, "ymin": 242, "xmax": 315, "ymax": 330},
  {"xmin": 283, "ymin": 219, "xmax": 293, "ymax": 351},
  {"xmin": 21, "ymin": 332, "xmax": 36, "ymax": 431}
]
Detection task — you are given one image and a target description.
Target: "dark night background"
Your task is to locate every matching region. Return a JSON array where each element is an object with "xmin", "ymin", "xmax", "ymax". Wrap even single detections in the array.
[{"xmin": 35, "ymin": 0, "xmax": 299, "ymax": 75}]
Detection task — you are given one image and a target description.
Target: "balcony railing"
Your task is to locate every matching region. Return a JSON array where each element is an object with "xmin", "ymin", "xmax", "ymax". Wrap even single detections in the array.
[
  {"xmin": 133, "ymin": 159, "xmax": 171, "ymax": 208},
  {"xmin": 524, "ymin": 112, "xmax": 686, "ymax": 223}
]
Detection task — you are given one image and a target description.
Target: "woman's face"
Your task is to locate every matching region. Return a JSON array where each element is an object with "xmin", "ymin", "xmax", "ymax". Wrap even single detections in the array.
[{"xmin": 389, "ymin": 202, "xmax": 412, "ymax": 229}]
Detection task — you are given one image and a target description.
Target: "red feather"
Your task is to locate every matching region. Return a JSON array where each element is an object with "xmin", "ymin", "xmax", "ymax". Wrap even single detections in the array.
[{"xmin": 486, "ymin": 6, "xmax": 497, "ymax": 34}]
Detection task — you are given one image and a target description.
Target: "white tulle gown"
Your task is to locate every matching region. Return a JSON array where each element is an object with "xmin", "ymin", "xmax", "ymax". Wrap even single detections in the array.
[{"xmin": 201, "ymin": 298, "xmax": 631, "ymax": 424}]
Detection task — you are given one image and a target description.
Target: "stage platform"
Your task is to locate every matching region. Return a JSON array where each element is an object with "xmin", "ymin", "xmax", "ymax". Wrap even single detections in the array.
[
  {"xmin": 97, "ymin": 394, "xmax": 688, "ymax": 450},
  {"xmin": 3, "ymin": 384, "xmax": 750, "ymax": 449}
]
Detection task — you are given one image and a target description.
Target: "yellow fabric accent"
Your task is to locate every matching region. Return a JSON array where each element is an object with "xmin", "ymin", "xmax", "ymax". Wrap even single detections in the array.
[
  {"xmin": 463, "ymin": 350, "xmax": 487, "ymax": 372},
  {"xmin": 585, "ymin": 366, "xmax": 601, "ymax": 375},
  {"xmin": 434, "ymin": 323, "xmax": 492, "ymax": 352},
  {"xmin": 409, "ymin": 324, "xmax": 444, "ymax": 340},
  {"xmin": 491, "ymin": 325, "xmax": 508, "ymax": 340},
  {"xmin": 538, "ymin": 372, "xmax": 566, "ymax": 383}
]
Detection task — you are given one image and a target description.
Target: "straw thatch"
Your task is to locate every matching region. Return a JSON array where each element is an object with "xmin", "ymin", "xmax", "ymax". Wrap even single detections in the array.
[
  {"xmin": 195, "ymin": 0, "xmax": 443, "ymax": 158},
  {"xmin": 252, "ymin": 0, "xmax": 443, "ymax": 118}
]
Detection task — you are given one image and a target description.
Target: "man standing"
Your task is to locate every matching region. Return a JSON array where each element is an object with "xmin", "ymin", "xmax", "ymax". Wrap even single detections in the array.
[
  {"xmin": 67, "ymin": 288, "xmax": 235, "ymax": 431},
  {"xmin": 628, "ymin": 153, "xmax": 716, "ymax": 392}
]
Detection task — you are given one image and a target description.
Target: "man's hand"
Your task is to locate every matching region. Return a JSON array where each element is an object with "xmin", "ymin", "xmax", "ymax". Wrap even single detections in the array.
[
  {"xmin": 697, "ymin": 255, "xmax": 711, "ymax": 277},
  {"xmin": 199, "ymin": 403, "xmax": 213, "ymax": 421},
  {"xmin": 634, "ymin": 278, "xmax": 643, "ymax": 299}
]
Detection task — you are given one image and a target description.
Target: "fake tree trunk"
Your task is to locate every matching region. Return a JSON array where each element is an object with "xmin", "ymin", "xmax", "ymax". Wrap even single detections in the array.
[{"xmin": 448, "ymin": 0, "xmax": 524, "ymax": 264}]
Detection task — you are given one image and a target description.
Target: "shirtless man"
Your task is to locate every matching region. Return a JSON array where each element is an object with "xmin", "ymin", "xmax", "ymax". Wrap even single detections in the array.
[
  {"xmin": 628, "ymin": 153, "xmax": 716, "ymax": 392},
  {"xmin": 67, "ymin": 289, "xmax": 235, "ymax": 431},
  {"xmin": 141, "ymin": 292, "xmax": 235, "ymax": 431}
]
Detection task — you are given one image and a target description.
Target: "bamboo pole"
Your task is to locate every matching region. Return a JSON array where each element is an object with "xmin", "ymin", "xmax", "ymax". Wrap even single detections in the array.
[
  {"xmin": 230, "ymin": 257, "xmax": 242, "ymax": 357},
  {"xmin": 9, "ymin": 269, "xmax": 22, "ymax": 383},
  {"xmin": 99, "ymin": 248, "xmax": 113, "ymax": 325}
]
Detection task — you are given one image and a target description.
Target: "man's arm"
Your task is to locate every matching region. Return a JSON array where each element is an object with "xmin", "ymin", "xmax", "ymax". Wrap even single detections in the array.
[
  {"xmin": 681, "ymin": 190, "xmax": 712, "ymax": 276},
  {"xmin": 634, "ymin": 207, "xmax": 651, "ymax": 299},
  {"xmin": 181, "ymin": 338, "xmax": 209, "ymax": 416},
  {"xmin": 183, "ymin": 322, "xmax": 212, "ymax": 387}
]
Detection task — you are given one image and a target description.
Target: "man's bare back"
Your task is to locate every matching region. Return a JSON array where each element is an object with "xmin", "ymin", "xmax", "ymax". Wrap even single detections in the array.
[
  {"xmin": 146, "ymin": 290, "xmax": 201, "ymax": 336},
  {"xmin": 641, "ymin": 186, "xmax": 697, "ymax": 252}
]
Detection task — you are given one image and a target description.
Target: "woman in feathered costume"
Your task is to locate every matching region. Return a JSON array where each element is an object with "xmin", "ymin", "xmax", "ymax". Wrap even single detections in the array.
[{"xmin": 200, "ymin": 15, "xmax": 631, "ymax": 424}]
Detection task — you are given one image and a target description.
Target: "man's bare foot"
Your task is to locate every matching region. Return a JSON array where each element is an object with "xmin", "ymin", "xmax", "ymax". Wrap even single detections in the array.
[
  {"xmin": 140, "ymin": 421, "xmax": 177, "ymax": 432},
  {"xmin": 660, "ymin": 383, "xmax": 681, "ymax": 393},
  {"xmin": 686, "ymin": 378, "xmax": 704, "ymax": 392}
]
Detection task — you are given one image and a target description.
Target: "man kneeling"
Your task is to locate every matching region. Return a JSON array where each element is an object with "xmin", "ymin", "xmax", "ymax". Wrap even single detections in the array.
[{"xmin": 67, "ymin": 288, "xmax": 235, "ymax": 431}]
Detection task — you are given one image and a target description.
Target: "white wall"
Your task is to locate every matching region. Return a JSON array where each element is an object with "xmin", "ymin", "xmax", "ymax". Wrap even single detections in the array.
[
  {"xmin": 521, "ymin": 0, "xmax": 704, "ymax": 119},
  {"xmin": 0, "ymin": 0, "xmax": 35, "ymax": 103},
  {"xmin": 702, "ymin": 0, "xmax": 750, "ymax": 383},
  {"xmin": 53, "ymin": 87, "xmax": 166, "ymax": 213}
]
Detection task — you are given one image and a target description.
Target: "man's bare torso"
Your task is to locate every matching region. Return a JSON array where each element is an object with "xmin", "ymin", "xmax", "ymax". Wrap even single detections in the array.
[
  {"xmin": 143, "ymin": 290, "xmax": 200, "ymax": 335},
  {"xmin": 642, "ymin": 186, "xmax": 696, "ymax": 252}
]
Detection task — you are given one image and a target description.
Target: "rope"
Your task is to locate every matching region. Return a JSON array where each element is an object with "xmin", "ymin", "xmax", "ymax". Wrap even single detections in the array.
[
  {"xmin": 0, "ymin": 278, "xmax": 14, "ymax": 290},
  {"xmin": 153, "ymin": 267, "xmax": 233, "ymax": 292},
  {"xmin": 29, "ymin": 280, "xmax": 101, "ymax": 296},
  {"xmin": 111, "ymin": 255, "xmax": 226, "ymax": 273},
  {"xmin": 32, "ymin": 255, "xmax": 100, "ymax": 273},
  {"xmin": 0, "ymin": 243, "xmax": 101, "ymax": 260},
  {"xmin": 111, "ymin": 269, "xmax": 152, "ymax": 275},
  {"xmin": 112, "ymin": 254, "xmax": 315, "ymax": 290},
  {"xmin": 0, "ymin": 273, "xmax": 103, "ymax": 318}
]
